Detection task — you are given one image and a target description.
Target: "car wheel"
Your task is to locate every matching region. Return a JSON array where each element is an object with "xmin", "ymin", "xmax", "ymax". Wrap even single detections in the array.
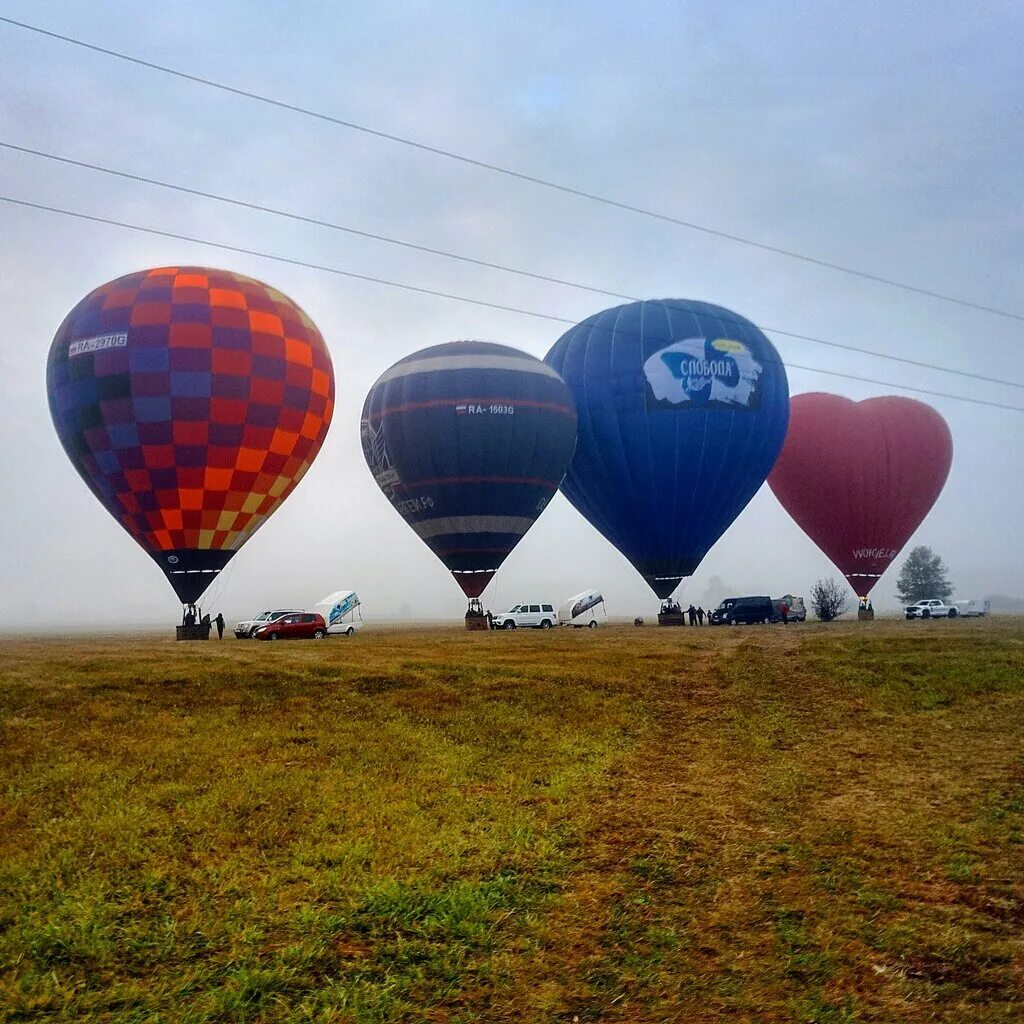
[
  {"xmin": 313, "ymin": 629, "xmax": 326, "ymax": 639},
  {"xmin": 948, "ymin": 609, "xmax": 957, "ymax": 618},
  {"xmin": 541, "ymin": 620, "xmax": 552, "ymax": 629},
  {"xmin": 922, "ymin": 609, "xmax": 931, "ymax": 619},
  {"xmin": 268, "ymin": 632, "xmax": 278, "ymax": 641},
  {"xmin": 588, "ymin": 620, "xmax": 598, "ymax": 629},
  {"xmin": 506, "ymin": 621, "xmax": 516, "ymax": 630},
  {"xmin": 346, "ymin": 626, "xmax": 355, "ymax": 636},
  {"xmin": 729, "ymin": 618, "xmax": 737, "ymax": 626}
]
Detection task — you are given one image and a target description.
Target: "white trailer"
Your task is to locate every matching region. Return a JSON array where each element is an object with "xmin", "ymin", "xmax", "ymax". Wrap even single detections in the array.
[
  {"xmin": 558, "ymin": 589, "xmax": 606, "ymax": 628},
  {"xmin": 954, "ymin": 600, "xmax": 990, "ymax": 618},
  {"xmin": 313, "ymin": 591, "xmax": 364, "ymax": 635}
]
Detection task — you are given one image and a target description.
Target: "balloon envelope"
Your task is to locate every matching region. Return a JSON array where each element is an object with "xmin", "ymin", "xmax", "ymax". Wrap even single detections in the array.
[
  {"xmin": 361, "ymin": 341, "xmax": 577, "ymax": 597},
  {"xmin": 768, "ymin": 393, "xmax": 953, "ymax": 596},
  {"xmin": 47, "ymin": 266, "xmax": 335, "ymax": 604},
  {"xmin": 545, "ymin": 299, "xmax": 790, "ymax": 598}
]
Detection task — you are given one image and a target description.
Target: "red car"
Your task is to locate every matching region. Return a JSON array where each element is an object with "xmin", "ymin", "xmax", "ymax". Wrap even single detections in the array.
[{"xmin": 253, "ymin": 612, "xmax": 327, "ymax": 640}]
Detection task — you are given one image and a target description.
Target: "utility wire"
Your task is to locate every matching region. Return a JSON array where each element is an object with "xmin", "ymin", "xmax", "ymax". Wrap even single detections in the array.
[
  {"xmin": 4, "ymin": 140, "xmax": 1021, "ymax": 394},
  {"xmin": 3, "ymin": 193, "xmax": 1022, "ymax": 413},
  {"xmin": 2, "ymin": 14, "xmax": 1021, "ymax": 324}
]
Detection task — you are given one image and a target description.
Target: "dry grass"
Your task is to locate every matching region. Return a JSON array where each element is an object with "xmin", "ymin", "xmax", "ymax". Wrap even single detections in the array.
[{"xmin": 1, "ymin": 618, "xmax": 1021, "ymax": 1022}]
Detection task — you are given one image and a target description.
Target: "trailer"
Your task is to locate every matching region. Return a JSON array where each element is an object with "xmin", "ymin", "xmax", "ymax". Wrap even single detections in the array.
[
  {"xmin": 313, "ymin": 591, "xmax": 364, "ymax": 635},
  {"xmin": 954, "ymin": 599, "xmax": 990, "ymax": 618},
  {"xmin": 558, "ymin": 589, "xmax": 606, "ymax": 628}
]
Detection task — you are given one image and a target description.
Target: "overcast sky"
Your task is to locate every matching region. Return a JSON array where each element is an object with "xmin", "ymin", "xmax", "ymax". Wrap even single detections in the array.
[{"xmin": 1, "ymin": 1, "xmax": 1021, "ymax": 627}]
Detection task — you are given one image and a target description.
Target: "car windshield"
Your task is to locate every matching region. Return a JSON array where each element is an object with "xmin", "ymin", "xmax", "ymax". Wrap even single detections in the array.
[{"xmin": 253, "ymin": 613, "xmax": 271, "ymax": 622}]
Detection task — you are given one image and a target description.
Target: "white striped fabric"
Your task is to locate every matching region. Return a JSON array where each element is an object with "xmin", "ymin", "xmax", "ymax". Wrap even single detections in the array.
[
  {"xmin": 411, "ymin": 515, "xmax": 535, "ymax": 540},
  {"xmin": 375, "ymin": 353, "xmax": 563, "ymax": 385}
]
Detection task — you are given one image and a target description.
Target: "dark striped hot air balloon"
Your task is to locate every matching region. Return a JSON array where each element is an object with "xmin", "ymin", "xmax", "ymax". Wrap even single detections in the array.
[
  {"xmin": 360, "ymin": 341, "xmax": 577, "ymax": 599},
  {"xmin": 46, "ymin": 266, "xmax": 335, "ymax": 606}
]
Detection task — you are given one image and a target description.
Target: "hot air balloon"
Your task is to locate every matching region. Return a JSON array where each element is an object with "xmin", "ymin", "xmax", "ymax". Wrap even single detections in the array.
[
  {"xmin": 46, "ymin": 266, "xmax": 335, "ymax": 607},
  {"xmin": 360, "ymin": 341, "xmax": 577, "ymax": 602},
  {"xmin": 545, "ymin": 299, "xmax": 790, "ymax": 600},
  {"xmin": 768, "ymin": 393, "xmax": 953, "ymax": 597}
]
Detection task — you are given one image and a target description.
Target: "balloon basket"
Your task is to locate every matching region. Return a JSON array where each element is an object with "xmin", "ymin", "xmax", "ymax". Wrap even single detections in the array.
[
  {"xmin": 857, "ymin": 608, "xmax": 875, "ymax": 621},
  {"xmin": 464, "ymin": 614, "xmax": 490, "ymax": 631},
  {"xmin": 657, "ymin": 612, "xmax": 688, "ymax": 627},
  {"xmin": 176, "ymin": 624, "xmax": 211, "ymax": 641}
]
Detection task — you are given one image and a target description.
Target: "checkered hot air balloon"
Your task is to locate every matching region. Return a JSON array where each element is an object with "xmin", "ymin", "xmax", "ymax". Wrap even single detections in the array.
[{"xmin": 46, "ymin": 267, "xmax": 335, "ymax": 605}]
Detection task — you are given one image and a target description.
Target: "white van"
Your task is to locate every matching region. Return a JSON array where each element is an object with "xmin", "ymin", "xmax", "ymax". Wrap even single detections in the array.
[
  {"xmin": 492, "ymin": 602, "xmax": 557, "ymax": 629},
  {"xmin": 312, "ymin": 591, "xmax": 364, "ymax": 635},
  {"xmin": 558, "ymin": 590, "xmax": 606, "ymax": 628}
]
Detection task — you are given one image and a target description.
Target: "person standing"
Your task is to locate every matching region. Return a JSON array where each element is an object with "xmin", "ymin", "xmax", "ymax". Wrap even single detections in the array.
[
  {"xmin": 697, "ymin": 606, "xmax": 705, "ymax": 625},
  {"xmin": 780, "ymin": 600, "xmax": 789, "ymax": 625},
  {"xmin": 687, "ymin": 604, "xmax": 697, "ymax": 626},
  {"xmin": 214, "ymin": 612, "xmax": 225, "ymax": 640}
]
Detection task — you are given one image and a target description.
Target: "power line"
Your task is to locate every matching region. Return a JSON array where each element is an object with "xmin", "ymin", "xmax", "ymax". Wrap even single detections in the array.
[
  {"xmin": 3, "ymin": 192, "xmax": 1022, "ymax": 414},
  {"xmin": 2, "ymin": 15, "xmax": 1021, "ymax": 324},
  {"xmin": 4, "ymin": 140, "xmax": 1021, "ymax": 394}
]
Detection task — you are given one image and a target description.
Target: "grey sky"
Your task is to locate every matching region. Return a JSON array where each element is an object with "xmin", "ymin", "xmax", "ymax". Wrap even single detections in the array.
[{"xmin": 1, "ymin": 1, "xmax": 1021, "ymax": 626}]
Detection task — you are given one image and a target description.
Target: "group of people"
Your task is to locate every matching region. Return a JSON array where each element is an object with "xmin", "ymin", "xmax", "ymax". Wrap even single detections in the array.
[
  {"xmin": 660, "ymin": 600, "xmax": 707, "ymax": 625},
  {"xmin": 181, "ymin": 605, "xmax": 227, "ymax": 639}
]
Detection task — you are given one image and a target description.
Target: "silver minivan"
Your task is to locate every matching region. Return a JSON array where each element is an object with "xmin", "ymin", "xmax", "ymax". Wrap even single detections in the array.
[{"xmin": 492, "ymin": 603, "xmax": 557, "ymax": 629}]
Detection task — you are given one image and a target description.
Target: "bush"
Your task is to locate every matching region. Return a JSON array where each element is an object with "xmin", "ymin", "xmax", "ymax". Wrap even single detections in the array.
[{"xmin": 811, "ymin": 578, "xmax": 849, "ymax": 622}]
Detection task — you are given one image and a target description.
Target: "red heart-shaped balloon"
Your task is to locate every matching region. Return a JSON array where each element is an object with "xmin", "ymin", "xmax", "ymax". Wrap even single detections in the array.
[{"xmin": 768, "ymin": 393, "xmax": 953, "ymax": 596}]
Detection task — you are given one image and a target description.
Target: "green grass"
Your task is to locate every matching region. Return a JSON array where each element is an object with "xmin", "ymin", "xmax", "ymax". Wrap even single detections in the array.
[{"xmin": 1, "ymin": 618, "xmax": 1022, "ymax": 1022}]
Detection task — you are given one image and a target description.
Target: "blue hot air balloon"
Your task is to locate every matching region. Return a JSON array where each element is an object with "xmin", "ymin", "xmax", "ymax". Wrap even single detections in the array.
[
  {"xmin": 361, "ymin": 341, "xmax": 578, "ymax": 599},
  {"xmin": 545, "ymin": 299, "xmax": 789, "ymax": 599}
]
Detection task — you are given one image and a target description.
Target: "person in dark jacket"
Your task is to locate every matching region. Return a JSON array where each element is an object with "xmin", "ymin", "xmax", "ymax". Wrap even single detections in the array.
[
  {"xmin": 687, "ymin": 604, "xmax": 697, "ymax": 625},
  {"xmin": 214, "ymin": 612, "xmax": 225, "ymax": 639},
  {"xmin": 697, "ymin": 606, "xmax": 705, "ymax": 625}
]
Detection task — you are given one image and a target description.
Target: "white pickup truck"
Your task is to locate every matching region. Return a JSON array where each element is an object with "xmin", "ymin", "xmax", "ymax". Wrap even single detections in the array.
[{"xmin": 905, "ymin": 599, "xmax": 958, "ymax": 620}]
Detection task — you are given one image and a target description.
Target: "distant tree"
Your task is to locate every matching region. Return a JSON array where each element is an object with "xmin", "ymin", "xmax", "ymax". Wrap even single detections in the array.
[
  {"xmin": 810, "ymin": 578, "xmax": 849, "ymax": 622},
  {"xmin": 895, "ymin": 546, "xmax": 953, "ymax": 605}
]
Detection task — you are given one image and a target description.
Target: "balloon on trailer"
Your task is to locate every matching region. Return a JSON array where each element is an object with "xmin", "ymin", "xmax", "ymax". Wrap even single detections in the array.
[
  {"xmin": 767, "ymin": 393, "xmax": 953, "ymax": 597},
  {"xmin": 361, "ymin": 341, "xmax": 578, "ymax": 598},
  {"xmin": 545, "ymin": 299, "xmax": 790, "ymax": 599},
  {"xmin": 46, "ymin": 266, "xmax": 335, "ymax": 605}
]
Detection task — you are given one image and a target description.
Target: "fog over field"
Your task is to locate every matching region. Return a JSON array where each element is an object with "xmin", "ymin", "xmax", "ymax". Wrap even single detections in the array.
[{"xmin": 1, "ymin": 2, "xmax": 1021, "ymax": 627}]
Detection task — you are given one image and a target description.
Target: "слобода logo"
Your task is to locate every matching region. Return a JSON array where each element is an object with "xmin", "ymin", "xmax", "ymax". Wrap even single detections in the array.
[{"xmin": 644, "ymin": 337, "xmax": 763, "ymax": 411}]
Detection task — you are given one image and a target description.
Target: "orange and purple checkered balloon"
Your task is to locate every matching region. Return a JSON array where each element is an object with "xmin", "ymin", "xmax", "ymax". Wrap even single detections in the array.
[{"xmin": 47, "ymin": 267, "xmax": 335, "ymax": 604}]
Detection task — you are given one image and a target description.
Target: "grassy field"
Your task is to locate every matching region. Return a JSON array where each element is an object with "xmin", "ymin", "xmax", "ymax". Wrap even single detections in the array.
[{"xmin": 1, "ymin": 618, "xmax": 1022, "ymax": 1023}]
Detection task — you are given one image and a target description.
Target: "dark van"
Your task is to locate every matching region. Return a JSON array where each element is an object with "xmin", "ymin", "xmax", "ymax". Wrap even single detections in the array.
[{"xmin": 710, "ymin": 596, "xmax": 779, "ymax": 625}]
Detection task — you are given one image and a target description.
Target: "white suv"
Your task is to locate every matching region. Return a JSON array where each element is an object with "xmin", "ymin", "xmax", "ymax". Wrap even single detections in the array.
[
  {"xmin": 492, "ymin": 603, "xmax": 557, "ymax": 629},
  {"xmin": 234, "ymin": 609, "xmax": 304, "ymax": 639},
  {"xmin": 905, "ymin": 599, "xmax": 958, "ymax": 620}
]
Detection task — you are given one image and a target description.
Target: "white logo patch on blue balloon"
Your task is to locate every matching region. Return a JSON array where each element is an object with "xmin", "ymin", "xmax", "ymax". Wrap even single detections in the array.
[{"xmin": 643, "ymin": 337, "xmax": 763, "ymax": 410}]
